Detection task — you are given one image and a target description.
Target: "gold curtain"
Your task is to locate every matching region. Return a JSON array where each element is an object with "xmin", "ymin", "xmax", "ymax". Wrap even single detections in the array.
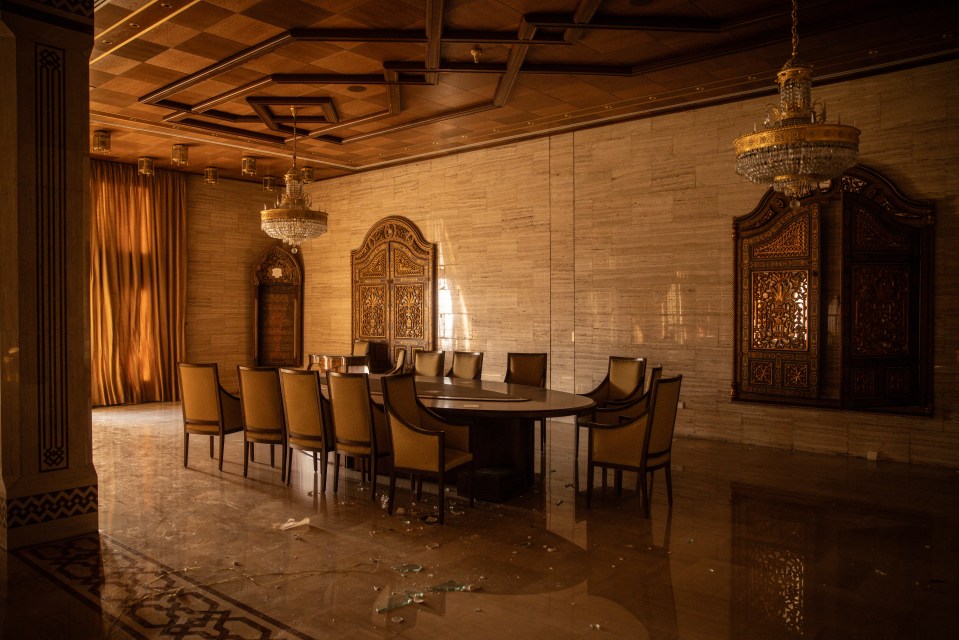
[{"xmin": 90, "ymin": 160, "xmax": 186, "ymax": 406}]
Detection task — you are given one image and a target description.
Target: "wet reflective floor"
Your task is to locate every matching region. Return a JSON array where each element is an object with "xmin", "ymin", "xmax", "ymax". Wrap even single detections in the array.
[{"xmin": 3, "ymin": 402, "xmax": 957, "ymax": 638}]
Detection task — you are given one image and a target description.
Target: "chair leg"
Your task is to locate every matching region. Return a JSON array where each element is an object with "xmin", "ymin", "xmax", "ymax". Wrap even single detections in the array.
[
  {"xmin": 468, "ymin": 462, "xmax": 475, "ymax": 508},
  {"xmin": 639, "ymin": 470, "xmax": 650, "ymax": 518},
  {"xmin": 388, "ymin": 471, "xmax": 397, "ymax": 515},
  {"xmin": 183, "ymin": 433, "xmax": 189, "ymax": 467},
  {"xmin": 416, "ymin": 477, "xmax": 423, "ymax": 501},
  {"xmin": 320, "ymin": 450, "xmax": 328, "ymax": 494},
  {"xmin": 410, "ymin": 474, "xmax": 415, "ymax": 491},
  {"xmin": 333, "ymin": 453, "xmax": 340, "ymax": 494},
  {"xmin": 251, "ymin": 445, "xmax": 255, "ymax": 462},
  {"xmin": 218, "ymin": 434, "xmax": 225, "ymax": 471},
  {"xmin": 615, "ymin": 469, "xmax": 623, "ymax": 496},
  {"xmin": 287, "ymin": 448, "xmax": 294, "ymax": 487},
  {"xmin": 209, "ymin": 436, "xmax": 214, "ymax": 459},
  {"xmin": 270, "ymin": 445, "xmax": 275, "ymax": 468},
  {"xmin": 370, "ymin": 457, "xmax": 377, "ymax": 501},
  {"xmin": 586, "ymin": 461, "xmax": 594, "ymax": 508},
  {"xmin": 601, "ymin": 467, "xmax": 608, "ymax": 497},
  {"xmin": 665, "ymin": 463, "xmax": 673, "ymax": 506},
  {"xmin": 438, "ymin": 470, "xmax": 445, "ymax": 525},
  {"xmin": 540, "ymin": 418, "xmax": 546, "ymax": 450},
  {"xmin": 243, "ymin": 441, "xmax": 250, "ymax": 477},
  {"xmin": 280, "ymin": 444, "xmax": 287, "ymax": 483}
]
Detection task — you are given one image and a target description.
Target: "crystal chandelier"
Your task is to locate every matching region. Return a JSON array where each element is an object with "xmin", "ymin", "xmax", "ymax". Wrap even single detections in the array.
[
  {"xmin": 734, "ymin": 0, "xmax": 859, "ymax": 205},
  {"xmin": 260, "ymin": 106, "xmax": 327, "ymax": 253}
]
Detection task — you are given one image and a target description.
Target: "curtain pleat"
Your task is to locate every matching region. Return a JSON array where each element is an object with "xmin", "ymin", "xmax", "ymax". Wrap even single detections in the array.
[{"xmin": 90, "ymin": 160, "xmax": 186, "ymax": 406}]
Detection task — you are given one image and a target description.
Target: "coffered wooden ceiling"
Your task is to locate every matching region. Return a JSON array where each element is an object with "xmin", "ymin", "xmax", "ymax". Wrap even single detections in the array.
[{"xmin": 89, "ymin": 0, "xmax": 959, "ymax": 183}]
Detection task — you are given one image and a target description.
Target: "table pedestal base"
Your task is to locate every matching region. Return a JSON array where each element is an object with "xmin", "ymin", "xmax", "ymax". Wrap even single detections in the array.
[{"xmin": 458, "ymin": 466, "xmax": 525, "ymax": 502}]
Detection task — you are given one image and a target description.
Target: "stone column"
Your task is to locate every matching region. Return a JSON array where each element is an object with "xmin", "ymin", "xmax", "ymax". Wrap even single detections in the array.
[{"xmin": 0, "ymin": 0, "xmax": 98, "ymax": 550}]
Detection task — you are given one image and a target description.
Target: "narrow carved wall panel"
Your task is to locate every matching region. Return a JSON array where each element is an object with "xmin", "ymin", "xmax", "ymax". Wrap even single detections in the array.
[
  {"xmin": 751, "ymin": 270, "xmax": 809, "ymax": 351},
  {"xmin": 252, "ymin": 245, "xmax": 302, "ymax": 367},
  {"xmin": 851, "ymin": 265, "xmax": 909, "ymax": 356},
  {"xmin": 35, "ymin": 43, "xmax": 69, "ymax": 473}
]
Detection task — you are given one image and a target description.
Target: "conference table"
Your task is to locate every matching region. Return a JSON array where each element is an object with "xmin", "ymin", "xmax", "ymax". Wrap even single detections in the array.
[{"xmin": 368, "ymin": 375, "xmax": 595, "ymax": 501}]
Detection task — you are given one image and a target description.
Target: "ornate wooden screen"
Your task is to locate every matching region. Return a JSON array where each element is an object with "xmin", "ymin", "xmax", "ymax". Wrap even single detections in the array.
[
  {"xmin": 253, "ymin": 245, "xmax": 302, "ymax": 367},
  {"xmin": 733, "ymin": 165, "xmax": 934, "ymax": 414},
  {"xmin": 733, "ymin": 196, "xmax": 821, "ymax": 401},
  {"xmin": 351, "ymin": 216, "xmax": 436, "ymax": 370}
]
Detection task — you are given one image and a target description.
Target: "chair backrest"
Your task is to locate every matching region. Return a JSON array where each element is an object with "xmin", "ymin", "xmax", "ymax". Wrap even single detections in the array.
[
  {"xmin": 645, "ymin": 365, "xmax": 664, "ymax": 393},
  {"xmin": 352, "ymin": 340, "xmax": 370, "ymax": 356},
  {"xmin": 178, "ymin": 362, "xmax": 222, "ymax": 424},
  {"xmin": 449, "ymin": 351, "xmax": 483, "ymax": 380},
  {"xmin": 390, "ymin": 348, "xmax": 406, "ymax": 373},
  {"xmin": 644, "ymin": 374, "xmax": 683, "ymax": 458},
  {"xmin": 237, "ymin": 366, "xmax": 284, "ymax": 434},
  {"xmin": 380, "ymin": 372, "xmax": 422, "ymax": 428},
  {"xmin": 504, "ymin": 352, "xmax": 547, "ymax": 388},
  {"xmin": 608, "ymin": 356, "xmax": 646, "ymax": 401},
  {"xmin": 326, "ymin": 371, "xmax": 374, "ymax": 446},
  {"xmin": 278, "ymin": 368, "xmax": 326, "ymax": 441},
  {"xmin": 413, "ymin": 350, "xmax": 445, "ymax": 377}
]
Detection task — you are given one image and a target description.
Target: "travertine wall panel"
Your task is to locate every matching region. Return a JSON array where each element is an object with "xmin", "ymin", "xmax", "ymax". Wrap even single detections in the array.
[
  {"xmin": 185, "ymin": 60, "xmax": 958, "ymax": 466},
  {"xmin": 184, "ymin": 175, "xmax": 275, "ymax": 392}
]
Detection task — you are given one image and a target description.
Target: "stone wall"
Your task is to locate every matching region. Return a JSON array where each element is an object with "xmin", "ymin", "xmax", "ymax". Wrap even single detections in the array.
[{"xmin": 185, "ymin": 60, "xmax": 959, "ymax": 466}]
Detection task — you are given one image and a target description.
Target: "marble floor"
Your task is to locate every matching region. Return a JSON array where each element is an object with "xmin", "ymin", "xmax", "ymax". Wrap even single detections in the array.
[{"xmin": 3, "ymin": 402, "xmax": 958, "ymax": 639}]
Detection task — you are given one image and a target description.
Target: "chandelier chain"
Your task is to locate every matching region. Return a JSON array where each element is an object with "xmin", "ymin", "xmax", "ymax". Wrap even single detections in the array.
[{"xmin": 791, "ymin": 0, "xmax": 798, "ymax": 59}]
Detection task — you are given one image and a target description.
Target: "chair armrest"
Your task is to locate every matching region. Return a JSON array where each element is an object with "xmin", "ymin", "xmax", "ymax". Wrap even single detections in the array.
[
  {"xmin": 219, "ymin": 386, "xmax": 243, "ymax": 431},
  {"xmin": 418, "ymin": 409, "xmax": 470, "ymax": 451},
  {"xmin": 386, "ymin": 410, "xmax": 443, "ymax": 470},
  {"xmin": 582, "ymin": 376, "xmax": 610, "ymax": 405}
]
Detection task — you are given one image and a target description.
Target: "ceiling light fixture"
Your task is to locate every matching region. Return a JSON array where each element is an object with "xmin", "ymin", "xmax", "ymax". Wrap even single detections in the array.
[
  {"xmin": 92, "ymin": 130, "xmax": 111, "ymax": 153},
  {"xmin": 470, "ymin": 46, "xmax": 483, "ymax": 64},
  {"xmin": 263, "ymin": 176, "xmax": 277, "ymax": 192},
  {"xmin": 172, "ymin": 143, "xmax": 189, "ymax": 166},
  {"xmin": 138, "ymin": 157, "xmax": 154, "ymax": 176},
  {"xmin": 241, "ymin": 156, "xmax": 257, "ymax": 176},
  {"xmin": 204, "ymin": 167, "xmax": 218, "ymax": 184},
  {"xmin": 734, "ymin": 0, "xmax": 859, "ymax": 206},
  {"xmin": 260, "ymin": 107, "xmax": 328, "ymax": 253}
]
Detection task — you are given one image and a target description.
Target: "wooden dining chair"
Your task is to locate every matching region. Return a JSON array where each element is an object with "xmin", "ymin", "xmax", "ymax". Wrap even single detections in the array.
[
  {"xmin": 447, "ymin": 351, "xmax": 483, "ymax": 380},
  {"xmin": 178, "ymin": 362, "xmax": 243, "ymax": 471},
  {"xmin": 380, "ymin": 373, "xmax": 474, "ymax": 524},
  {"xmin": 504, "ymin": 352, "xmax": 548, "ymax": 448},
  {"xmin": 413, "ymin": 350, "xmax": 445, "ymax": 377},
  {"xmin": 237, "ymin": 366, "xmax": 287, "ymax": 481},
  {"xmin": 352, "ymin": 339, "xmax": 370, "ymax": 356},
  {"xmin": 575, "ymin": 356, "xmax": 647, "ymax": 479},
  {"xmin": 326, "ymin": 371, "xmax": 390, "ymax": 500},
  {"xmin": 278, "ymin": 368, "xmax": 331, "ymax": 491},
  {"xmin": 585, "ymin": 374, "xmax": 683, "ymax": 517}
]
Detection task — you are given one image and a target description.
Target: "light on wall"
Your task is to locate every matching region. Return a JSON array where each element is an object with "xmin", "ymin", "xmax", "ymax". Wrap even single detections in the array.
[
  {"xmin": 241, "ymin": 156, "xmax": 257, "ymax": 176},
  {"xmin": 204, "ymin": 167, "xmax": 218, "ymax": 184},
  {"xmin": 171, "ymin": 143, "xmax": 189, "ymax": 166},
  {"xmin": 92, "ymin": 130, "xmax": 111, "ymax": 153},
  {"xmin": 733, "ymin": 0, "xmax": 859, "ymax": 206},
  {"xmin": 138, "ymin": 157, "xmax": 154, "ymax": 176}
]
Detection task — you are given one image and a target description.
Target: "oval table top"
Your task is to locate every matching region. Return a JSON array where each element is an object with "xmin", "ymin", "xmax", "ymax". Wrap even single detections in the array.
[{"xmin": 368, "ymin": 375, "xmax": 595, "ymax": 419}]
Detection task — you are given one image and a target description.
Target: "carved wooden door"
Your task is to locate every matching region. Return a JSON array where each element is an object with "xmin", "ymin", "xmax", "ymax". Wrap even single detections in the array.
[
  {"xmin": 840, "ymin": 172, "xmax": 934, "ymax": 413},
  {"xmin": 253, "ymin": 245, "xmax": 302, "ymax": 367},
  {"xmin": 352, "ymin": 217, "xmax": 435, "ymax": 369},
  {"xmin": 733, "ymin": 195, "xmax": 821, "ymax": 401}
]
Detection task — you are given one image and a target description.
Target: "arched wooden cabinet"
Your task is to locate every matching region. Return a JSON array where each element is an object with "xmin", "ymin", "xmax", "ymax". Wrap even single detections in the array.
[
  {"xmin": 732, "ymin": 165, "xmax": 934, "ymax": 415},
  {"xmin": 351, "ymin": 216, "xmax": 436, "ymax": 371},
  {"xmin": 252, "ymin": 245, "xmax": 303, "ymax": 367}
]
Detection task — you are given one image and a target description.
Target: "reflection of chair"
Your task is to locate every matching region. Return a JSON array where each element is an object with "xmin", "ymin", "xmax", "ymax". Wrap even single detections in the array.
[
  {"xmin": 380, "ymin": 373, "xmax": 474, "ymax": 524},
  {"xmin": 576, "ymin": 356, "xmax": 647, "ymax": 472},
  {"xmin": 237, "ymin": 366, "xmax": 286, "ymax": 481},
  {"xmin": 413, "ymin": 350, "xmax": 445, "ymax": 377},
  {"xmin": 352, "ymin": 340, "xmax": 370, "ymax": 356},
  {"xmin": 178, "ymin": 362, "xmax": 244, "ymax": 471},
  {"xmin": 278, "ymin": 368, "xmax": 331, "ymax": 491},
  {"xmin": 447, "ymin": 351, "xmax": 484, "ymax": 380},
  {"xmin": 586, "ymin": 374, "xmax": 682, "ymax": 517},
  {"xmin": 504, "ymin": 352, "xmax": 548, "ymax": 448},
  {"xmin": 384, "ymin": 348, "xmax": 406, "ymax": 375},
  {"xmin": 326, "ymin": 371, "xmax": 389, "ymax": 499}
]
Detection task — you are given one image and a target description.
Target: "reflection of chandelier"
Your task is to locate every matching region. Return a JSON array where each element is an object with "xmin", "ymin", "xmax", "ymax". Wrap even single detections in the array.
[
  {"xmin": 261, "ymin": 106, "xmax": 328, "ymax": 252},
  {"xmin": 734, "ymin": 0, "xmax": 859, "ymax": 205}
]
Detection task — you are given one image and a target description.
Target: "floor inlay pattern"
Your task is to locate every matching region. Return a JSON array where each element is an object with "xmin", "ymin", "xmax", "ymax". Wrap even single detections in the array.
[{"xmin": 17, "ymin": 533, "xmax": 313, "ymax": 639}]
